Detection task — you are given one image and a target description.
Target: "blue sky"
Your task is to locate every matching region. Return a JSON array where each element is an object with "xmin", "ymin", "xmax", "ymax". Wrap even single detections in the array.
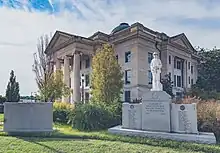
[{"xmin": 0, "ymin": 0, "xmax": 220, "ymax": 95}]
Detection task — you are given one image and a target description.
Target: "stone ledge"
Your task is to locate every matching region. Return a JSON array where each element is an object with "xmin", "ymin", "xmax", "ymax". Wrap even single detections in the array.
[{"xmin": 108, "ymin": 126, "xmax": 216, "ymax": 144}]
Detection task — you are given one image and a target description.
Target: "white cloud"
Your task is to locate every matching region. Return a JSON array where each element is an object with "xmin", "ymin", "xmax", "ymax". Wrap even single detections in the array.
[{"xmin": 0, "ymin": 0, "xmax": 220, "ymax": 95}]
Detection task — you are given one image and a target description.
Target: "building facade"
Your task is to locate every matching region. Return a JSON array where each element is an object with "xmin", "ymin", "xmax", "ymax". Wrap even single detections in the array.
[{"xmin": 45, "ymin": 22, "xmax": 199, "ymax": 103}]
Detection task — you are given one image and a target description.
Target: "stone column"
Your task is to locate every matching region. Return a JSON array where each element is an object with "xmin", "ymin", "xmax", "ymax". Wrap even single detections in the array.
[
  {"xmin": 72, "ymin": 51, "xmax": 81, "ymax": 103},
  {"xmin": 63, "ymin": 56, "xmax": 70, "ymax": 102},
  {"xmin": 55, "ymin": 59, "xmax": 61, "ymax": 71}
]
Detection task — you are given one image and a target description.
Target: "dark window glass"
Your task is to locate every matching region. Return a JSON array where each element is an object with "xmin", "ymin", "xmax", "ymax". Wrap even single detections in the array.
[
  {"xmin": 148, "ymin": 52, "xmax": 153, "ymax": 64},
  {"xmin": 124, "ymin": 91, "xmax": 131, "ymax": 102},
  {"xmin": 85, "ymin": 74, "xmax": 89, "ymax": 86},
  {"xmin": 125, "ymin": 70, "xmax": 131, "ymax": 84},
  {"xmin": 177, "ymin": 75, "xmax": 181, "ymax": 87},
  {"xmin": 125, "ymin": 51, "xmax": 131, "ymax": 63},
  {"xmin": 148, "ymin": 70, "xmax": 152, "ymax": 84},
  {"xmin": 169, "ymin": 55, "xmax": 171, "ymax": 64}
]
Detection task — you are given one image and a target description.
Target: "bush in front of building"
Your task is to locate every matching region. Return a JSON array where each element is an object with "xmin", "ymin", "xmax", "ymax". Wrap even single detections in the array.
[
  {"xmin": 53, "ymin": 101, "xmax": 74, "ymax": 124},
  {"xmin": 180, "ymin": 97, "xmax": 220, "ymax": 141},
  {"xmin": 71, "ymin": 103, "xmax": 120, "ymax": 131}
]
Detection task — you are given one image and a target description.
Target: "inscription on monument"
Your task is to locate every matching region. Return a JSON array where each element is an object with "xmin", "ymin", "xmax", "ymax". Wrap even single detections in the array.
[
  {"xmin": 178, "ymin": 110, "xmax": 192, "ymax": 132},
  {"xmin": 145, "ymin": 102, "xmax": 166, "ymax": 115},
  {"xmin": 128, "ymin": 107, "xmax": 137, "ymax": 128}
]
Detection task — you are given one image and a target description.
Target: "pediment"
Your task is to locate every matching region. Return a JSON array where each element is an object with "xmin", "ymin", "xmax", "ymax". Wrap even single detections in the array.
[
  {"xmin": 45, "ymin": 31, "xmax": 73, "ymax": 54},
  {"xmin": 170, "ymin": 33, "xmax": 195, "ymax": 52}
]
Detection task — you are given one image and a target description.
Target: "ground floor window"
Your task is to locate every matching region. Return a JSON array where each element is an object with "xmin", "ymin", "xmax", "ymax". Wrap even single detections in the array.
[{"xmin": 124, "ymin": 90, "xmax": 131, "ymax": 102}]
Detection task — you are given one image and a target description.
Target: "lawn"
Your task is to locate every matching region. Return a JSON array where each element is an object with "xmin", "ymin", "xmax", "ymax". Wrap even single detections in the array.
[{"xmin": 0, "ymin": 114, "xmax": 220, "ymax": 152}]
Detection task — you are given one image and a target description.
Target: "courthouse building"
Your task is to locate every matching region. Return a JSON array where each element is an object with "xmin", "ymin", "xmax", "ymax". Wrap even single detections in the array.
[{"xmin": 45, "ymin": 22, "xmax": 199, "ymax": 103}]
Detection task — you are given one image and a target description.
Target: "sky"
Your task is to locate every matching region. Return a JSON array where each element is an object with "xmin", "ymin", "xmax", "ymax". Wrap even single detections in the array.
[{"xmin": 0, "ymin": 0, "xmax": 220, "ymax": 96}]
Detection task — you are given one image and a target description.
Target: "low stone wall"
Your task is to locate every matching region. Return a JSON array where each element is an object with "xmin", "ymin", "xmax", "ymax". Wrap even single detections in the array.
[{"xmin": 3, "ymin": 102, "xmax": 53, "ymax": 133}]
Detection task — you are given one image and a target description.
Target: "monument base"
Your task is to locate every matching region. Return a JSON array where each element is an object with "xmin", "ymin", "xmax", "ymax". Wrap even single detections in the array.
[{"xmin": 108, "ymin": 126, "xmax": 216, "ymax": 144}]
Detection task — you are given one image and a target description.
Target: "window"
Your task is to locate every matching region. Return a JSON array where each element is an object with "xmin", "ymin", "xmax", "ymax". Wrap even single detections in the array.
[
  {"xmin": 188, "ymin": 76, "xmax": 190, "ymax": 84},
  {"xmin": 177, "ymin": 76, "xmax": 181, "ymax": 87},
  {"xmin": 169, "ymin": 55, "xmax": 171, "ymax": 64},
  {"xmin": 85, "ymin": 92, "xmax": 90, "ymax": 101},
  {"xmin": 191, "ymin": 79, "xmax": 194, "ymax": 85},
  {"xmin": 191, "ymin": 66, "xmax": 193, "ymax": 74},
  {"xmin": 174, "ymin": 75, "xmax": 177, "ymax": 87},
  {"xmin": 148, "ymin": 52, "xmax": 153, "ymax": 64},
  {"xmin": 174, "ymin": 58, "xmax": 176, "ymax": 68},
  {"xmin": 85, "ymin": 58, "xmax": 90, "ymax": 68},
  {"xmin": 85, "ymin": 74, "xmax": 89, "ymax": 87},
  {"xmin": 177, "ymin": 61, "xmax": 181, "ymax": 69},
  {"xmin": 188, "ymin": 62, "xmax": 190, "ymax": 69},
  {"xmin": 125, "ymin": 51, "xmax": 131, "ymax": 63},
  {"xmin": 148, "ymin": 70, "xmax": 152, "ymax": 84},
  {"xmin": 125, "ymin": 70, "xmax": 131, "ymax": 84},
  {"xmin": 124, "ymin": 91, "xmax": 131, "ymax": 102}
]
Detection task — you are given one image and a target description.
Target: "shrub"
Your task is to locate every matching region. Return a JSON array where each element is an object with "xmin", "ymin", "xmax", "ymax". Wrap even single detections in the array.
[
  {"xmin": 177, "ymin": 97, "xmax": 220, "ymax": 140},
  {"xmin": 53, "ymin": 102, "xmax": 74, "ymax": 124},
  {"xmin": 71, "ymin": 103, "xmax": 119, "ymax": 131}
]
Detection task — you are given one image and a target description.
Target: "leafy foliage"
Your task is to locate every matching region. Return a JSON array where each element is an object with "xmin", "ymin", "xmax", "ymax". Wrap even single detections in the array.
[
  {"xmin": 5, "ymin": 70, "xmax": 20, "ymax": 102},
  {"xmin": 161, "ymin": 74, "xmax": 174, "ymax": 98},
  {"xmin": 32, "ymin": 35, "xmax": 71, "ymax": 102},
  {"xmin": 0, "ymin": 95, "xmax": 6, "ymax": 103},
  {"xmin": 71, "ymin": 103, "xmax": 119, "ymax": 131},
  {"xmin": 91, "ymin": 44, "xmax": 123, "ymax": 104},
  {"xmin": 53, "ymin": 101, "xmax": 74, "ymax": 124},
  {"xmin": 37, "ymin": 70, "xmax": 71, "ymax": 102},
  {"xmin": 190, "ymin": 48, "xmax": 220, "ymax": 99}
]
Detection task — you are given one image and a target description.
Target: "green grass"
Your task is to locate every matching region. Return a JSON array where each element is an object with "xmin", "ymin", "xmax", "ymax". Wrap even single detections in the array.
[
  {"xmin": 0, "ymin": 113, "xmax": 220, "ymax": 152},
  {"xmin": 0, "ymin": 136, "xmax": 201, "ymax": 153}
]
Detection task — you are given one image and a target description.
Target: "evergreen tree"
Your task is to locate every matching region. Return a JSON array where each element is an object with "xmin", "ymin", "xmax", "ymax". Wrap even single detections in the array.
[
  {"xmin": 91, "ymin": 44, "xmax": 123, "ymax": 104},
  {"xmin": 5, "ymin": 70, "xmax": 20, "ymax": 102}
]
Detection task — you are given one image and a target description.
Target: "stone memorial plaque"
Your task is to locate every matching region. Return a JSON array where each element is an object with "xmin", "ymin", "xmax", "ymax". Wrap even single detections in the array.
[
  {"xmin": 122, "ymin": 103, "xmax": 142, "ymax": 130},
  {"xmin": 142, "ymin": 91, "xmax": 171, "ymax": 132},
  {"xmin": 171, "ymin": 103, "xmax": 198, "ymax": 134}
]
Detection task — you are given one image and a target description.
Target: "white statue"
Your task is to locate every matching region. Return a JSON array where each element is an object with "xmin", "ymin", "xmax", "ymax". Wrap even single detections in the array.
[{"xmin": 150, "ymin": 52, "xmax": 163, "ymax": 91}]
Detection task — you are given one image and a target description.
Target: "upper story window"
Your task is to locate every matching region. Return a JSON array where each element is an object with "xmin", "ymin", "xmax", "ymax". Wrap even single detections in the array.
[
  {"xmin": 177, "ymin": 61, "xmax": 181, "ymax": 69},
  {"xmin": 169, "ymin": 55, "xmax": 171, "ymax": 64},
  {"xmin": 125, "ymin": 70, "xmax": 131, "ymax": 84},
  {"xmin": 188, "ymin": 62, "xmax": 190, "ymax": 69},
  {"xmin": 125, "ymin": 51, "xmax": 131, "ymax": 63},
  {"xmin": 85, "ymin": 58, "xmax": 90, "ymax": 68},
  {"xmin": 148, "ymin": 70, "xmax": 152, "ymax": 84},
  {"xmin": 191, "ymin": 65, "xmax": 194, "ymax": 74},
  {"xmin": 148, "ymin": 52, "xmax": 153, "ymax": 64}
]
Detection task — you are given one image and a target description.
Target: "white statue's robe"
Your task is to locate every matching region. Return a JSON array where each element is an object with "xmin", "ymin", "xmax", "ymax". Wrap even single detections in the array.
[{"xmin": 150, "ymin": 58, "xmax": 163, "ymax": 91}]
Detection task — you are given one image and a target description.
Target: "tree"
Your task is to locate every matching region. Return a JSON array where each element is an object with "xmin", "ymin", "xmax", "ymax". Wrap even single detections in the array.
[
  {"xmin": 0, "ymin": 95, "xmax": 6, "ymax": 104},
  {"xmin": 32, "ymin": 35, "xmax": 71, "ymax": 102},
  {"xmin": 91, "ymin": 44, "xmax": 123, "ymax": 104},
  {"xmin": 5, "ymin": 70, "xmax": 20, "ymax": 102},
  {"xmin": 161, "ymin": 74, "xmax": 174, "ymax": 98},
  {"xmin": 188, "ymin": 47, "xmax": 220, "ymax": 99}
]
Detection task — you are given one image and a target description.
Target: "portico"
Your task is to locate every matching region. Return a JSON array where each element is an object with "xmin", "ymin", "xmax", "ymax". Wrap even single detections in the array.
[{"xmin": 45, "ymin": 31, "xmax": 94, "ymax": 103}]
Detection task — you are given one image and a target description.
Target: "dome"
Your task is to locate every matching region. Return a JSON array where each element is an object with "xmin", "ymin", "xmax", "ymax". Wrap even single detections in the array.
[{"xmin": 111, "ymin": 23, "xmax": 130, "ymax": 34}]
